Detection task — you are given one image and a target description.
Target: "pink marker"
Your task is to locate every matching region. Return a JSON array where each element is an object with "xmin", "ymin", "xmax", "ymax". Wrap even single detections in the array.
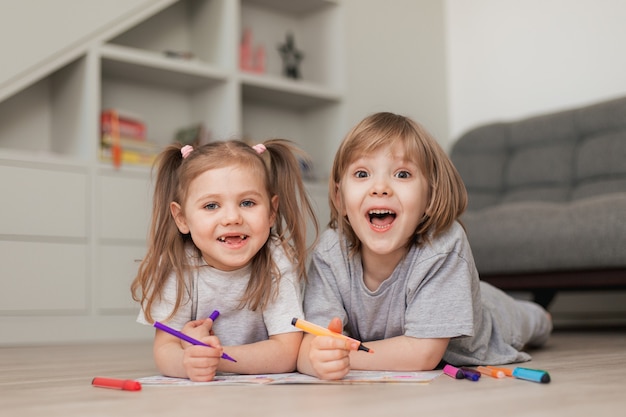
[{"xmin": 443, "ymin": 364, "xmax": 465, "ymax": 379}]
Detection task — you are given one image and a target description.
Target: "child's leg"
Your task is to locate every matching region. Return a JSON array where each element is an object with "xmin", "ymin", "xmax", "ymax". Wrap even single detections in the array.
[
  {"xmin": 516, "ymin": 299, "xmax": 553, "ymax": 348},
  {"xmin": 481, "ymin": 282, "xmax": 553, "ymax": 350}
]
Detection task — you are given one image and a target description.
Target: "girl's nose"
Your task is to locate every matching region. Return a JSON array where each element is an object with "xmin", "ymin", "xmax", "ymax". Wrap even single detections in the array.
[
  {"xmin": 222, "ymin": 207, "xmax": 243, "ymax": 225},
  {"xmin": 370, "ymin": 178, "xmax": 391, "ymax": 196}
]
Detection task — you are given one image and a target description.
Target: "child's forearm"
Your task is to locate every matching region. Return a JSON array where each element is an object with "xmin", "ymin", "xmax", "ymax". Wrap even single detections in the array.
[
  {"xmin": 349, "ymin": 336, "xmax": 449, "ymax": 371},
  {"xmin": 217, "ymin": 332, "xmax": 303, "ymax": 375},
  {"xmin": 154, "ymin": 340, "xmax": 188, "ymax": 378}
]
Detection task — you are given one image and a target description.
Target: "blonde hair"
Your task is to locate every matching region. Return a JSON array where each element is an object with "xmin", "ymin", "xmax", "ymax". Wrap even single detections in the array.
[
  {"xmin": 131, "ymin": 139, "xmax": 318, "ymax": 323},
  {"xmin": 329, "ymin": 112, "xmax": 467, "ymax": 254}
]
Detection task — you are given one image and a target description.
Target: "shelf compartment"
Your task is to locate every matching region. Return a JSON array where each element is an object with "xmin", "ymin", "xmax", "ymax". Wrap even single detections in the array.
[
  {"xmin": 100, "ymin": 43, "xmax": 237, "ymax": 148},
  {"xmin": 108, "ymin": 0, "xmax": 229, "ymax": 68},
  {"xmin": 241, "ymin": 0, "xmax": 342, "ymax": 88},
  {"xmin": 0, "ymin": 55, "xmax": 93, "ymax": 160}
]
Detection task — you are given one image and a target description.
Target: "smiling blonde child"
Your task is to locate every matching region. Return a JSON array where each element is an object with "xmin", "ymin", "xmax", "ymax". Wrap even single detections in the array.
[
  {"xmin": 132, "ymin": 139, "xmax": 318, "ymax": 381},
  {"xmin": 297, "ymin": 112, "xmax": 552, "ymax": 380}
]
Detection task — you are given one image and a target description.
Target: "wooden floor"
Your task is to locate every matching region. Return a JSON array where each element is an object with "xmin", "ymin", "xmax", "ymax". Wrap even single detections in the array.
[{"xmin": 2, "ymin": 327, "xmax": 625, "ymax": 417}]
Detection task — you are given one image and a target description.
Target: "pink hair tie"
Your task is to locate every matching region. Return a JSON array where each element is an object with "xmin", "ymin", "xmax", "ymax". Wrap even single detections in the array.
[
  {"xmin": 181, "ymin": 145, "xmax": 194, "ymax": 159},
  {"xmin": 252, "ymin": 143, "xmax": 266, "ymax": 154}
]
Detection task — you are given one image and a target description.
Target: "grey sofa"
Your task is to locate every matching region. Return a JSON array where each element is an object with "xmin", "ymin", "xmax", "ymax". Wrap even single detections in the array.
[{"xmin": 450, "ymin": 96, "xmax": 626, "ymax": 308}]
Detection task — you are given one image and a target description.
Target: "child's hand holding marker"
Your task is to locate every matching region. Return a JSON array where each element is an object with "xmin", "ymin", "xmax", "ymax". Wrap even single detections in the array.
[
  {"xmin": 181, "ymin": 310, "xmax": 221, "ymax": 344},
  {"xmin": 154, "ymin": 311, "xmax": 236, "ymax": 362},
  {"xmin": 154, "ymin": 311, "xmax": 236, "ymax": 383},
  {"xmin": 292, "ymin": 318, "xmax": 374, "ymax": 353},
  {"xmin": 292, "ymin": 317, "xmax": 374, "ymax": 381}
]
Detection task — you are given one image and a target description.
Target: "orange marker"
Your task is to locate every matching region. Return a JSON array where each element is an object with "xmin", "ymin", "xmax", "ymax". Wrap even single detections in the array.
[
  {"xmin": 291, "ymin": 317, "xmax": 374, "ymax": 353},
  {"xmin": 110, "ymin": 109, "xmax": 122, "ymax": 169},
  {"xmin": 486, "ymin": 366, "xmax": 514, "ymax": 377},
  {"xmin": 477, "ymin": 366, "xmax": 506, "ymax": 378}
]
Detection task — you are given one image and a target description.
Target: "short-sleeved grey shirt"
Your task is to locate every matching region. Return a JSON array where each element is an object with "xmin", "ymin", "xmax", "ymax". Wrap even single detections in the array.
[
  {"xmin": 304, "ymin": 223, "xmax": 545, "ymax": 365},
  {"xmin": 137, "ymin": 241, "xmax": 303, "ymax": 346}
]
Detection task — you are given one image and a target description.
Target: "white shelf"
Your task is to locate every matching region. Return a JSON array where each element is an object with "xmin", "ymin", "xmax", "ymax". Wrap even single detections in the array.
[
  {"xmin": 240, "ymin": 71, "xmax": 341, "ymax": 109},
  {"xmin": 245, "ymin": 0, "xmax": 337, "ymax": 15},
  {"xmin": 100, "ymin": 44, "xmax": 229, "ymax": 89}
]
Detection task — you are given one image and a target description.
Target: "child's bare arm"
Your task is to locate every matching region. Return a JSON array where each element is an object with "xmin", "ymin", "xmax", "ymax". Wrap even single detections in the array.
[
  {"xmin": 296, "ymin": 317, "xmax": 450, "ymax": 380},
  {"xmin": 348, "ymin": 335, "xmax": 449, "ymax": 371},
  {"xmin": 216, "ymin": 331, "xmax": 303, "ymax": 375}
]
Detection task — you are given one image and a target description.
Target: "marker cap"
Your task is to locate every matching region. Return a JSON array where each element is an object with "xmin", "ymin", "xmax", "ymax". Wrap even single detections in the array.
[{"xmin": 443, "ymin": 364, "xmax": 465, "ymax": 379}]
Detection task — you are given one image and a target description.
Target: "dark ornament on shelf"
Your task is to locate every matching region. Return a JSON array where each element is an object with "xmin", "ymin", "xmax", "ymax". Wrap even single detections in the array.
[{"xmin": 278, "ymin": 33, "xmax": 304, "ymax": 79}]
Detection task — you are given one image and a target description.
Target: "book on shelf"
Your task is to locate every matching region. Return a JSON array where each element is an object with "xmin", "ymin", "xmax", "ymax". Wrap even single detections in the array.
[
  {"xmin": 101, "ymin": 109, "xmax": 146, "ymax": 140},
  {"xmin": 100, "ymin": 134, "xmax": 161, "ymax": 167},
  {"xmin": 100, "ymin": 146, "xmax": 158, "ymax": 167},
  {"xmin": 101, "ymin": 134, "xmax": 161, "ymax": 153},
  {"xmin": 100, "ymin": 108, "xmax": 161, "ymax": 167}
]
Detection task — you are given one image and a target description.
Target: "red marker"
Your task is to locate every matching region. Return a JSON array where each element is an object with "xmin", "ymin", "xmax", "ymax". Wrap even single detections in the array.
[{"xmin": 92, "ymin": 377, "xmax": 142, "ymax": 391}]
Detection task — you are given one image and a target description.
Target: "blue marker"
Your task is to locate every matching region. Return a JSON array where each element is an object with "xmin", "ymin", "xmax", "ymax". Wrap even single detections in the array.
[{"xmin": 512, "ymin": 367, "xmax": 550, "ymax": 383}]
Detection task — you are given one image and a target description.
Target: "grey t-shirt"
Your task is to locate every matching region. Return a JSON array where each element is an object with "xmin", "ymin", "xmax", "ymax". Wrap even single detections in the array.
[
  {"xmin": 137, "ymin": 242, "xmax": 303, "ymax": 346},
  {"xmin": 304, "ymin": 223, "xmax": 541, "ymax": 365}
]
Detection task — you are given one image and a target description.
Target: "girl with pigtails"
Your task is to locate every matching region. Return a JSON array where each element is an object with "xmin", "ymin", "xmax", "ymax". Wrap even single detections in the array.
[{"xmin": 132, "ymin": 139, "xmax": 318, "ymax": 381}]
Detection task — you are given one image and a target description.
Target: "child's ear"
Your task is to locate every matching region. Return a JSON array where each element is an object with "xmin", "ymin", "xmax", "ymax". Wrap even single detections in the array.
[
  {"xmin": 170, "ymin": 202, "xmax": 190, "ymax": 234},
  {"xmin": 269, "ymin": 195, "xmax": 279, "ymax": 224}
]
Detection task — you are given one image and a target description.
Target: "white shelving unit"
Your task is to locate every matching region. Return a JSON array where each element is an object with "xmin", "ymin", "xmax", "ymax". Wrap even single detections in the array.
[{"xmin": 0, "ymin": 0, "xmax": 343, "ymax": 345}]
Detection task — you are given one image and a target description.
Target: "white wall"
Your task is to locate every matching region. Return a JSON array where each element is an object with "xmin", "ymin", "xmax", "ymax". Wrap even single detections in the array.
[
  {"xmin": 342, "ymin": 0, "xmax": 448, "ymax": 149},
  {"xmin": 446, "ymin": 0, "xmax": 626, "ymax": 142}
]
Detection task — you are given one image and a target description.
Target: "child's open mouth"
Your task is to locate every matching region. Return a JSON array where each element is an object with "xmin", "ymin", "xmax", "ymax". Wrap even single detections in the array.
[
  {"xmin": 368, "ymin": 209, "xmax": 396, "ymax": 228},
  {"xmin": 218, "ymin": 235, "xmax": 248, "ymax": 244}
]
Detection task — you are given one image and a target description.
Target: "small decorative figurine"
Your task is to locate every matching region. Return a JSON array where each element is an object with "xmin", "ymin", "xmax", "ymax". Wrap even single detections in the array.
[
  {"xmin": 278, "ymin": 33, "xmax": 303, "ymax": 79},
  {"xmin": 240, "ymin": 29, "xmax": 266, "ymax": 74}
]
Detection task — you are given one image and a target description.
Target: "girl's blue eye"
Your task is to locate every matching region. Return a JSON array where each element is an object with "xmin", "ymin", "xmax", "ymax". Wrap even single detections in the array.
[
  {"xmin": 241, "ymin": 200, "xmax": 255, "ymax": 208},
  {"xmin": 395, "ymin": 170, "xmax": 411, "ymax": 179},
  {"xmin": 354, "ymin": 170, "xmax": 368, "ymax": 178},
  {"xmin": 205, "ymin": 203, "xmax": 219, "ymax": 210}
]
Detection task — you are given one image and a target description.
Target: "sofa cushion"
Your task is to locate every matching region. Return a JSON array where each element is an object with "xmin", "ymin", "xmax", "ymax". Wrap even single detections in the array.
[
  {"xmin": 574, "ymin": 130, "xmax": 626, "ymax": 199},
  {"xmin": 504, "ymin": 143, "xmax": 575, "ymax": 203},
  {"xmin": 461, "ymin": 193, "xmax": 626, "ymax": 274}
]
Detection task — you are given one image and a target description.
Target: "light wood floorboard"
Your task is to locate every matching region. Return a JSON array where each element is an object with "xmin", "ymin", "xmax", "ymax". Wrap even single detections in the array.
[{"xmin": 1, "ymin": 328, "xmax": 625, "ymax": 417}]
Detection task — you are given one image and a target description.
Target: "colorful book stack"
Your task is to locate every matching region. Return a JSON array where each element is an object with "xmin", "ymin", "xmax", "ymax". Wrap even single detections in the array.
[{"xmin": 99, "ymin": 109, "xmax": 161, "ymax": 168}]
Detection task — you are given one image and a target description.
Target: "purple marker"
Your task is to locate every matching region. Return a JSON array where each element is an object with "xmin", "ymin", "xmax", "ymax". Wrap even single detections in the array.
[
  {"xmin": 460, "ymin": 367, "xmax": 481, "ymax": 381},
  {"xmin": 154, "ymin": 321, "xmax": 236, "ymax": 362},
  {"xmin": 209, "ymin": 310, "xmax": 220, "ymax": 321}
]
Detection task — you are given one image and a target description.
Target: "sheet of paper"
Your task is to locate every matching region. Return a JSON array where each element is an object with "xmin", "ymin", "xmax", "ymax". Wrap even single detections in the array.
[{"xmin": 137, "ymin": 370, "xmax": 442, "ymax": 386}]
